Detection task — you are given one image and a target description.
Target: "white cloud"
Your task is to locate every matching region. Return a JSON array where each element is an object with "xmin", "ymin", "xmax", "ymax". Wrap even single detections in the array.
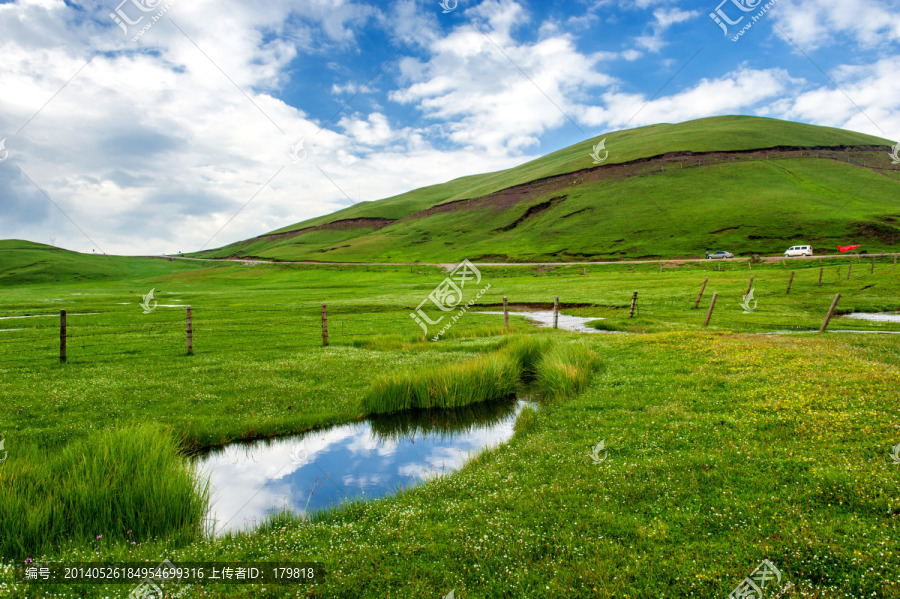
[
  {"xmin": 635, "ymin": 7, "xmax": 701, "ymax": 53},
  {"xmin": 761, "ymin": 56, "xmax": 900, "ymax": 140},
  {"xmin": 579, "ymin": 68, "xmax": 796, "ymax": 129},
  {"xmin": 331, "ymin": 82, "xmax": 375, "ymax": 95},
  {"xmin": 389, "ymin": 2, "xmax": 615, "ymax": 153},
  {"xmin": 773, "ymin": 0, "xmax": 900, "ymax": 50}
]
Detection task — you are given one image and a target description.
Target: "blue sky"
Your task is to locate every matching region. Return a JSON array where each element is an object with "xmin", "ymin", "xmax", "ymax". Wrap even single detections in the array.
[{"xmin": 0, "ymin": 0, "xmax": 898, "ymax": 255}]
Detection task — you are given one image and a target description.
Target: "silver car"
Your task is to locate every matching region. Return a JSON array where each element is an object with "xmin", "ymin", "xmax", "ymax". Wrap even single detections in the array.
[{"xmin": 708, "ymin": 251, "xmax": 734, "ymax": 260}]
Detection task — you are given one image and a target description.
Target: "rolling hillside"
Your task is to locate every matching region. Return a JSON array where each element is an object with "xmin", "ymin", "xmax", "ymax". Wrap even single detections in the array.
[
  {"xmin": 196, "ymin": 115, "xmax": 899, "ymax": 262},
  {"xmin": 0, "ymin": 240, "xmax": 206, "ymax": 286}
]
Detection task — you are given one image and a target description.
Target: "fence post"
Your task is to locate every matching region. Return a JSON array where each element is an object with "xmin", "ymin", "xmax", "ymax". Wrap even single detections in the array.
[
  {"xmin": 746, "ymin": 276, "xmax": 754, "ymax": 297},
  {"xmin": 503, "ymin": 296, "xmax": 509, "ymax": 328},
  {"xmin": 786, "ymin": 271, "xmax": 795, "ymax": 294},
  {"xmin": 818, "ymin": 266, "xmax": 823, "ymax": 287},
  {"xmin": 894, "ymin": 255, "xmax": 897, "ymax": 270},
  {"xmin": 629, "ymin": 291, "xmax": 638, "ymax": 318},
  {"xmin": 820, "ymin": 294, "xmax": 841, "ymax": 332},
  {"xmin": 704, "ymin": 293, "xmax": 718, "ymax": 327},
  {"xmin": 847, "ymin": 262, "xmax": 852, "ymax": 280},
  {"xmin": 694, "ymin": 278, "xmax": 709, "ymax": 309},
  {"xmin": 553, "ymin": 296, "xmax": 559, "ymax": 329},
  {"xmin": 322, "ymin": 303, "xmax": 329, "ymax": 346},
  {"xmin": 186, "ymin": 306, "xmax": 193, "ymax": 355},
  {"xmin": 60, "ymin": 309, "xmax": 67, "ymax": 363}
]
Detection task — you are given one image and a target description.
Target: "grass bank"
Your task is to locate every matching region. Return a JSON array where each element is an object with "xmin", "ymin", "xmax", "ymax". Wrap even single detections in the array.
[
  {"xmin": 361, "ymin": 336, "xmax": 599, "ymax": 414},
  {"xmin": 0, "ymin": 424, "xmax": 208, "ymax": 560}
]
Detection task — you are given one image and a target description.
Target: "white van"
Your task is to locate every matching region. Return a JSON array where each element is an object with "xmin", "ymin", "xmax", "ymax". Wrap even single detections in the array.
[{"xmin": 784, "ymin": 245, "xmax": 813, "ymax": 257}]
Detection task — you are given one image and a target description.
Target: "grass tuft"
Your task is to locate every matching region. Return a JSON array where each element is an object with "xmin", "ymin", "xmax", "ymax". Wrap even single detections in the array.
[
  {"xmin": 361, "ymin": 335, "xmax": 599, "ymax": 414},
  {"xmin": 0, "ymin": 424, "xmax": 209, "ymax": 559},
  {"xmin": 534, "ymin": 341, "xmax": 601, "ymax": 399},
  {"xmin": 361, "ymin": 351, "xmax": 520, "ymax": 413}
]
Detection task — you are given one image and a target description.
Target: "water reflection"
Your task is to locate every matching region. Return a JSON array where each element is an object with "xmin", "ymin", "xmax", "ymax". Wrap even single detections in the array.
[
  {"xmin": 475, "ymin": 310, "xmax": 606, "ymax": 333},
  {"xmin": 843, "ymin": 312, "xmax": 900, "ymax": 323},
  {"xmin": 194, "ymin": 398, "xmax": 530, "ymax": 536}
]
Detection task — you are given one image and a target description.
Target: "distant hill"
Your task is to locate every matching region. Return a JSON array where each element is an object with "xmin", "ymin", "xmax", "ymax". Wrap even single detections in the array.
[
  {"xmin": 0, "ymin": 240, "xmax": 202, "ymax": 286},
  {"xmin": 143, "ymin": 117, "xmax": 900, "ymax": 260}
]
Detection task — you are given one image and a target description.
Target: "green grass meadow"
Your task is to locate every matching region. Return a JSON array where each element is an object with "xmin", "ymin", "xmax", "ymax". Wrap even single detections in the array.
[{"xmin": 0, "ymin": 247, "xmax": 898, "ymax": 597}]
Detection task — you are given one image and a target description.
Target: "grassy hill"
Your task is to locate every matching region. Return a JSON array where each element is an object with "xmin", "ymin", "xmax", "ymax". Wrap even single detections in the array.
[
  {"xmin": 0, "ymin": 240, "xmax": 205, "ymax": 286},
  {"xmin": 195, "ymin": 116, "xmax": 896, "ymax": 261}
]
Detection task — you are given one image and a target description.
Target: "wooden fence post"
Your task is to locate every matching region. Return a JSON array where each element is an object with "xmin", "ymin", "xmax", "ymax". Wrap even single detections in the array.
[
  {"xmin": 503, "ymin": 296, "xmax": 509, "ymax": 328},
  {"xmin": 820, "ymin": 294, "xmax": 841, "ymax": 332},
  {"xmin": 894, "ymin": 255, "xmax": 897, "ymax": 270},
  {"xmin": 629, "ymin": 291, "xmax": 638, "ymax": 318},
  {"xmin": 186, "ymin": 306, "xmax": 193, "ymax": 355},
  {"xmin": 694, "ymin": 278, "xmax": 709, "ymax": 309},
  {"xmin": 746, "ymin": 276, "xmax": 754, "ymax": 297},
  {"xmin": 786, "ymin": 271, "xmax": 795, "ymax": 294},
  {"xmin": 322, "ymin": 303, "xmax": 329, "ymax": 346},
  {"xmin": 553, "ymin": 297, "xmax": 559, "ymax": 329},
  {"xmin": 847, "ymin": 262, "xmax": 852, "ymax": 280},
  {"xmin": 704, "ymin": 293, "xmax": 718, "ymax": 327},
  {"xmin": 60, "ymin": 309, "xmax": 67, "ymax": 363},
  {"xmin": 818, "ymin": 267, "xmax": 823, "ymax": 287}
]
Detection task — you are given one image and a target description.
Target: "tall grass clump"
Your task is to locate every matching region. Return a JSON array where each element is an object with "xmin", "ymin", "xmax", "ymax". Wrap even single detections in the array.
[
  {"xmin": 362, "ymin": 351, "xmax": 519, "ymax": 414},
  {"xmin": 0, "ymin": 424, "xmax": 209, "ymax": 559},
  {"xmin": 500, "ymin": 336, "xmax": 553, "ymax": 380},
  {"xmin": 534, "ymin": 341, "xmax": 601, "ymax": 399}
]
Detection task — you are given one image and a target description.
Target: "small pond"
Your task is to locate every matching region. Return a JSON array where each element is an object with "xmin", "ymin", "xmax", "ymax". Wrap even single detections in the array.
[
  {"xmin": 195, "ymin": 398, "xmax": 532, "ymax": 536},
  {"xmin": 476, "ymin": 310, "xmax": 606, "ymax": 333}
]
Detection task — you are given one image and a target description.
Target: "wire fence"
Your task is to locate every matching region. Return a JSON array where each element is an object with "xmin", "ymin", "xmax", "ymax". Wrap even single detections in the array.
[
  {"xmin": 0, "ymin": 254, "xmax": 896, "ymax": 368},
  {"xmin": 0, "ymin": 305, "xmax": 511, "ymax": 368}
]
